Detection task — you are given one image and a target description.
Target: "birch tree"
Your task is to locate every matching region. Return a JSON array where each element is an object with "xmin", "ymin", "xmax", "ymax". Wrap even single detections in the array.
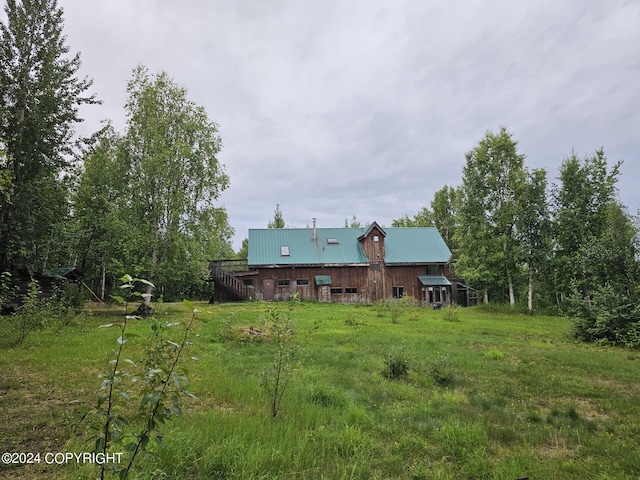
[
  {"xmin": 119, "ymin": 66, "xmax": 230, "ymax": 303},
  {"xmin": 454, "ymin": 127, "xmax": 526, "ymax": 305},
  {"xmin": 516, "ymin": 168, "xmax": 550, "ymax": 311}
]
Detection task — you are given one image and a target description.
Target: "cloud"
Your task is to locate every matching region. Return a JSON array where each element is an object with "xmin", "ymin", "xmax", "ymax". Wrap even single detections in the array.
[{"xmin": 53, "ymin": 0, "xmax": 640, "ymax": 247}]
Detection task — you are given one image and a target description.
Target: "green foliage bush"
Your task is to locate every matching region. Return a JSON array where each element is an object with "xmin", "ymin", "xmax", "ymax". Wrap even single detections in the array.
[
  {"xmin": 443, "ymin": 305, "xmax": 460, "ymax": 322},
  {"xmin": 570, "ymin": 284, "xmax": 640, "ymax": 348},
  {"xmin": 88, "ymin": 275, "xmax": 198, "ymax": 479},
  {"xmin": 383, "ymin": 347, "xmax": 412, "ymax": 380},
  {"xmin": 259, "ymin": 300, "xmax": 300, "ymax": 417},
  {"xmin": 430, "ymin": 355, "xmax": 456, "ymax": 386},
  {"xmin": 309, "ymin": 384, "xmax": 348, "ymax": 408}
]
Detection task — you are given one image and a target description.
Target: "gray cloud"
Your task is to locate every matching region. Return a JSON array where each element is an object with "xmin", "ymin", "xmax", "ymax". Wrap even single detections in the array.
[{"xmin": 51, "ymin": 0, "xmax": 640, "ymax": 247}]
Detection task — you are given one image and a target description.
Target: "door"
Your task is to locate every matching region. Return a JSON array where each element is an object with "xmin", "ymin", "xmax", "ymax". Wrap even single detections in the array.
[
  {"xmin": 318, "ymin": 285, "xmax": 329, "ymax": 303},
  {"xmin": 263, "ymin": 279, "xmax": 274, "ymax": 301}
]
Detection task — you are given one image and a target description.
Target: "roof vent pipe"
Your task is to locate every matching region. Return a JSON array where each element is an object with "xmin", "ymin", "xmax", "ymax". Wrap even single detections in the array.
[{"xmin": 312, "ymin": 218, "xmax": 317, "ymax": 240}]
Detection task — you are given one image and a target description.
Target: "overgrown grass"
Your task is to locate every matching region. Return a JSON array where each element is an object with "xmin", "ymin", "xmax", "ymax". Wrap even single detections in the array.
[{"xmin": 1, "ymin": 301, "xmax": 639, "ymax": 478}]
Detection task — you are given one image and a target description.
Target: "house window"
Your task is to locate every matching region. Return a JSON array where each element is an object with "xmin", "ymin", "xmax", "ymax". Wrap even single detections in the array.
[
  {"xmin": 327, "ymin": 238, "xmax": 339, "ymax": 244},
  {"xmin": 280, "ymin": 245, "xmax": 290, "ymax": 256},
  {"xmin": 428, "ymin": 286, "xmax": 443, "ymax": 303},
  {"xmin": 392, "ymin": 286, "xmax": 404, "ymax": 298},
  {"xmin": 427, "ymin": 264, "xmax": 440, "ymax": 275},
  {"xmin": 330, "ymin": 287, "xmax": 342, "ymax": 295},
  {"xmin": 345, "ymin": 287, "xmax": 358, "ymax": 294},
  {"xmin": 372, "ymin": 235, "xmax": 379, "ymax": 242},
  {"xmin": 277, "ymin": 279, "xmax": 291, "ymax": 286},
  {"xmin": 296, "ymin": 279, "xmax": 310, "ymax": 286}
]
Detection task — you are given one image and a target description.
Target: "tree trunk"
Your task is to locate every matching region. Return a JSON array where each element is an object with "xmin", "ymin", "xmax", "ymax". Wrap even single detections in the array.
[
  {"xmin": 100, "ymin": 254, "xmax": 106, "ymax": 301},
  {"xmin": 483, "ymin": 289, "xmax": 489, "ymax": 304},
  {"xmin": 145, "ymin": 242, "xmax": 158, "ymax": 306},
  {"xmin": 528, "ymin": 269, "xmax": 533, "ymax": 312},
  {"xmin": 507, "ymin": 268, "xmax": 515, "ymax": 307}
]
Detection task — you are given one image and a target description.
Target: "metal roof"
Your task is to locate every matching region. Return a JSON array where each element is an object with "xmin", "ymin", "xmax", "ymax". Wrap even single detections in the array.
[
  {"xmin": 418, "ymin": 275, "xmax": 452, "ymax": 286},
  {"xmin": 248, "ymin": 225, "xmax": 451, "ymax": 266},
  {"xmin": 384, "ymin": 228, "xmax": 452, "ymax": 264},
  {"xmin": 249, "ymin": 228, "xmax": 369, "ymax": 266}
]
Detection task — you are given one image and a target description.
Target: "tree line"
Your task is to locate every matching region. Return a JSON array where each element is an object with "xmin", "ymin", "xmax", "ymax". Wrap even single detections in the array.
[
  {"xmin": 0, "ymin": 0, "xmax": 234, "ymax": 301},
  {"xmin": 393, "ymin": 127, "xmax": 640, "ymax": 346}
]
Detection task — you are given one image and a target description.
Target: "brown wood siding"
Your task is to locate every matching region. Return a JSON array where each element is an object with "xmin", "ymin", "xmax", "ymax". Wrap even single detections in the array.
[
  {"xmin": 250, "ymin": 262, "xmax": 451, "ymax": 304},
  {"xmin": 385, "ymin": 265, "xmax": 428, "ymax": 300},
  {"xmin": 359, "ymin": 225, "xmax": 385, "ymax": 262},
  {"xmin": 253, "ymin": 266, "xmax": 371, "ymax": 302}
]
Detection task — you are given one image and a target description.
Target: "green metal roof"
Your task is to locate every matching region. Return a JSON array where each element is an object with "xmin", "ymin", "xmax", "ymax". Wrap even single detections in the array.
[
  {"xmin": 418, "ymin": 275, "xmax": 452, "ymax": 286},
  {"xmin": 384, "ymin": 228, "xmax": 452, "ymax": 264},
  {"xmin": 249, "ymin": 228, "xmax": 369, "ymax": 266},
  {"xmin": 248, "ymin": 225, "xmax": 451, "ymax": 266}
]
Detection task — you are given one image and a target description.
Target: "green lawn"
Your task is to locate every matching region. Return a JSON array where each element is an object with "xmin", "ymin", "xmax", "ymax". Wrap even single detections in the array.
[{"xmin": 1, "ymin": 301, "xmax": 639, "ymax": 479}]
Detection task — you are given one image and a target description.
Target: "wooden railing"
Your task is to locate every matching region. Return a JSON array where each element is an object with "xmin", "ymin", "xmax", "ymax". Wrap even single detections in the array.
[{"xmin": 208, "ymin": 260, "xmax": 250, "ymax": 300}]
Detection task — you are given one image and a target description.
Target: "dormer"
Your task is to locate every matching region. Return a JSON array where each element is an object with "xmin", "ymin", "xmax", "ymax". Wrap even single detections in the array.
[{"xmin": 358, "ymin": 221, "xmax": 386, "ymax": 262}]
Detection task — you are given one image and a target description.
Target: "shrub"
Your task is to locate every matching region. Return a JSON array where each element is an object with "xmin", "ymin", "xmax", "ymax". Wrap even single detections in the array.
[
  {"xmin": 430, "ymin": 355, "xmax": 456, "ymax": 386},
  {"xmin": 443, "ymin": 306, "xmax": 460, "ymax": 322},
  {"xmin": 383, "ymin": 347, "xmax": 412, "ymax": 380},
  {"xmin": 484, "ymin": 349, "xmax": 504, "ymax": 360},
  {"xmin": 14, "ymin": 278, "xmax": 46, "ymax": 344},
  {"xmin": 570, "ymin": 284, "xmax": 640, "ymax": 348},
  {"xmin": 259, "ymin": 299, "xmax": 300, "ymax": 417},
  {"xmin": 309, "ymin": 384, "xmax": 348, "ymax": 408}
]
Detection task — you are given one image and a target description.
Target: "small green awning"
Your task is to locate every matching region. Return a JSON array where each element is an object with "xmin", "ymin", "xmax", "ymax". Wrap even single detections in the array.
[
  {"xmin": 418, "ymin": 275, "xmax": 451, "ymax": 286},
  {"xmin": 315, "ymin": 275, "xmax": 332, "ymax": 286}
]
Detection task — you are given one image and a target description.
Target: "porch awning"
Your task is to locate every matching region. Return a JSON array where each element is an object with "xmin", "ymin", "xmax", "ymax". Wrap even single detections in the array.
[
  {"xmin": 418, "ymin": 275, "xmax": 451, "ymax": 286},
  {"xmin": 315, "ymin": 275, "xmax": 332, "ymax": 285}
]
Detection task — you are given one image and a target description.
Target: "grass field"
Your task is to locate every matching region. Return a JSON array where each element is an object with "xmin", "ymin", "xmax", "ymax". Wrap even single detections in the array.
[{"xmin": 1, "ymin": 301, "xmax": 639, "ymax": 479}]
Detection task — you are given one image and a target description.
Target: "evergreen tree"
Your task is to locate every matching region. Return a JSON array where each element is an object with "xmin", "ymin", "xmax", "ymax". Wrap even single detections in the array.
[{"xmin": 267, "ymin": 204, "xmax": 285, "ymax": 228}]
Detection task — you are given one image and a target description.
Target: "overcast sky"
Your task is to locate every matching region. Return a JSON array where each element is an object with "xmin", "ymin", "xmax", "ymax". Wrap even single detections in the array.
[{"xmin": 51, "ymin": 0, "xmax": 640, "ymax": 249}]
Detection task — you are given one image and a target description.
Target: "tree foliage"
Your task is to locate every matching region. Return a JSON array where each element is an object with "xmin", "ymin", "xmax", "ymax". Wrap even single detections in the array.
[
  {"xmin": 73, "ymin": 66, "xmax": 233, "ymax": 301},
  {"xmin": 551, "ymin": 150, "xmax": 622, "ymax": 303},
  {"xmin": 267, "ymin": 204, "xmax": 285, "ymax": 229},
  {"xmin": 517, "ymin": 168, "xmax": 551, "ymax": 311},
  {"xmin": 344, "ymin": 215, "xmax": 362, "ymax": 228},
  {"xmin": 454, "ymin": 127, "xmax": 526, "ymax": 305},
  {"xmin": 395, "ymin": 127, "xmax": 639, "ymax": 345},
  {"xmin": 0, "ymin": 0, "xmax": 98, "ymax": 272},
  {"xmin": 392, "ymin": 208, "xmax": 433, "ymax": 228}
]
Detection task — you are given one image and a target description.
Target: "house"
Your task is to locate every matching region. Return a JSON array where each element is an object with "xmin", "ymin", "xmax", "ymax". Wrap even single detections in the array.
[{"xmin": 209, "ymin": 220, "xmax": 472, "ymax": 306}]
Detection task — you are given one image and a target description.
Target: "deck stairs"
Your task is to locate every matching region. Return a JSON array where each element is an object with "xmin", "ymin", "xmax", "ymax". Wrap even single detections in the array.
[{"xmin": 208, "ymin": 260, "xmax": 252, "ymax": 302}]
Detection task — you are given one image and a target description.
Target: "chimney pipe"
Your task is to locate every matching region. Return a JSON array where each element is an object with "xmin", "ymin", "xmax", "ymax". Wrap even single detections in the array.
[{"xmin": 312, "ymin": 218, "xmax": 317, "ymax": 240}]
